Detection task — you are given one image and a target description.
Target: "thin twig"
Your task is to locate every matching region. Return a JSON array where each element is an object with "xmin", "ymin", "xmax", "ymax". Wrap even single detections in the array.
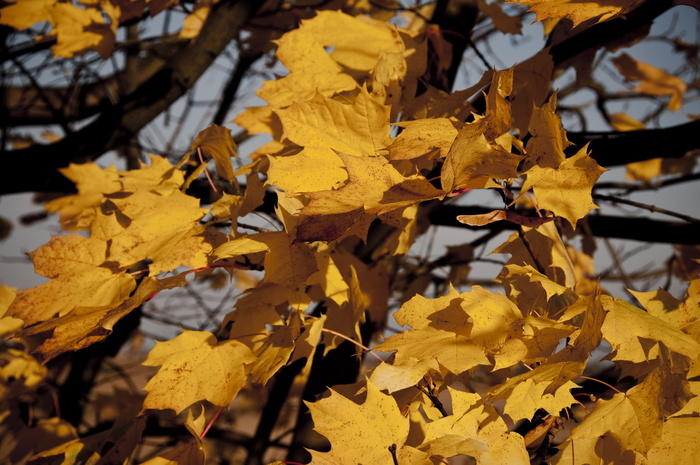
[{"xmin": 593, "ymin": 193, "xmax": 700, "ymax": 223}]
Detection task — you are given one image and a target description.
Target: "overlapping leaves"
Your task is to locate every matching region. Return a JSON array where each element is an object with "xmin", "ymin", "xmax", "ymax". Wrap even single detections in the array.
[{"xmin": 0, "ymin": 4, "xmax": 697, "ymax": 465}]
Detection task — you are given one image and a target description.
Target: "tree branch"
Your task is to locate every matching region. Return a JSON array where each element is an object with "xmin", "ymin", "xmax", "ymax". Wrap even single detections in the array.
[
  {"xmin": 568, "ymin": 119, "xmax": 700, "ymax": 167},
  {"xmin": 428, "ymin": 205, "xmax": 700, "ymax": 245},
  {"xmin": 2, "ymin": 0, "xmax": 261, "ymax": 195}
]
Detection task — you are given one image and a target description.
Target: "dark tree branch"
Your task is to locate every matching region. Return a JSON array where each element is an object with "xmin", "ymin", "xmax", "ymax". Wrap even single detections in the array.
[
  {"xmin": 549, "ymin": 0, "xmax": 675, "ymax": 71},
  {"xmin": 1, "ymin": 0, "xmax": 261, "ymax": 196},
  {"xmin": 428, "ymin": 206, "xmax": 700, "ymax": 245},
  {"xmin": 568, "ymin": 119, "xmax": 700, "ymax": 167},
  {"xmin": 212, "ymin": 52, "xmax": 263, "ymax": 126}
]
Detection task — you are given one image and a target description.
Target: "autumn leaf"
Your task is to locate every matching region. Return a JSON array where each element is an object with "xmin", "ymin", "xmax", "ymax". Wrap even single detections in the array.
[
  {"xmin": 306, "ymin": 378, "xmax": 409, "ymax": 465},
  {"xmin": 104, "ymin": 189, "xmax": 212, "ymax": 275},
  {"xmin": 142, "ymin": 330, "xmax": 256, "ymax": 414},
  {"xmin": 372, "ymin": 328, "xmax": 488, "ymax": 391},
  {"xmin": 441, "ymin": 118, "xmax": 522, "ymax": 192},
  {"xmin": 507, "ymin": 0, "xmax": 645, "ymax": 29},
  {"xmin": 600, "ymin": 295, "xmax": 700, "ymax": 366},
  {"xmin": 387, "ymin": 117, "xmax": 461, "ymax": 160},
  {"xmin": 630, "ymin": 279, "xmax": 700, "ymax": 342},
  {"xmin": 494, "ymin": 222, "xmax": 578, "ymax": 288},
  {"xmin": 274, "ymin": 88, "xmax": 392, "ymax": 158},
  {"xmin": 521, "ymin": 144, "xmax": 607, "ymax": 228},
  {"xmin": 613, "ymin": 53, "xmax": 687, "ymax": 111},
  {"xmin": 213, "ymin": 235, "xmax": 271, "ymax": 260},
  {"xmin": 418, "ymin": 388, "xmax": 530, "ymax": 465},
  {"xmin": 295, "ymin": 151, "xmax": 443, "ymax": 242},
  {"xmin": 299, "ymin": 10, "xmax": 405, "ymax": 72},
  {"xmin": 267, "ymin": 147, "xmax": 348, "ymax": 193},
  {"xmin": 478, "ymin": 0, "xmax": 522, "ymax": 34},
  {"xmin": 457, "ymin": 210, "xmax": 553, "ymax": 227},
  {"xmin": 17, "ymin": 273, "xmax": 192, "ymax": 362},
  {"xmin": 553, "ymin": 365, "xmax": 693, "ymax": 463},
  {"xmin": 256, "ymin": 23, "xmax": 356, "ymax": 108},
  {"xmin": 0, "ymin": 284, "xmax": 22, "ymax": 337},
  {"xmin": 140, "ymin": 442, "xmax": 205, "ymax": 465},
  {"xmin": 525, "ymin": 95, "xmax": 570, "ymax": 168},
  {"xmin": 46, "ymin": 155, "xmax": 184, "ymax": 231},
  {"xmin": 6, "ymin": 234, "xmax": 136, "ymax": 326},
  {"xmin": 0, "ymin": 1, "xmax": 117, "ymax": 58},
  {"xmin": 187, "ymin": 124, "xmax": 239, "ymax": 185},
  {"xmin": 485, "ymin": 361, "xmax": 582, "ymax": 422},
  {"xmin": 179, "ymin": 2, "xmax": 211, "ymax": 39}
]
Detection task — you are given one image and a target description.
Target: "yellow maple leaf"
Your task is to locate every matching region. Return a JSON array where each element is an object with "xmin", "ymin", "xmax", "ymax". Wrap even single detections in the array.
[
  {"xmin": 613, "ymin": 53, "xmax": 687, "ymax": 111},
  {"xmin": 441, "ymin": 118, "xmax": 522, "ymax": 192},
  {"xmin": 306, "ymin": 378, "xmax": 409, "ymax": 465},
  {"xmin": 105, "ymin": 189, "xmax": 211, "ymax": 275},
  {"xmin": 142, "ymin": 330, "xmax": 256, "ymax": 414},
  {"xmin": 212, "ymin": 235, "xmax": 271, "ymax": 259},
  {"xmin": 521, "ymin": 144, "xmax": 606, "ymax": 228},
  {"xmin": 387, "ymin": 117, "xmax": 461, "ymax": 161},
  {"xmin": 494, "ymin": 222, "xmax": 578, "ymax": 288},
  {"xmin": 140, "ymin": 442, "xmax": 205, "ymax": 465},
  {"xmin": 511, "ymin": 50, "xmax": 554, "ymax": 135},
  {"xmin": 507, "ymin": 0, "xmax": 645, "ymax": 29},
  {"xmin": 257, "ymin": 27, "xmax": 357, "ymax": 108},
  {"xmin": 486, "ymin": 361, "xmax": 582, "ymax": 422},
  {"xmin": 392, "ymin": 285, "xmax": 467, "ymax": 331},
  {"xmin": 478, "ymin": 0, "xmax": 522, "ymax": 34},
  {"xmin": 6, "ymin": 235, "xmax": 135, "ymax": 326},
  {"xmin": 0, "ymin": 1, "xmax": 118, "ymax": 59},
  {"xmin": 46, "ymin": 155, "xmax": 184, "ymax": 231},
  {"xmin": 526, "ymin": 95, "xmax": 571, "ymax": 168},
  {"xmin": 295, "ymin": 151, "xmax": 443, "ymax": 241},
  {"xmin": 17, "ymin": 273, "xmax": 189, "ymax": 362},
  {"xmin": 300, "ymin": 10, "xmax": 405, "ymax": 72},
  {"xmin": 274, "ymin": 88, "xmax": 392, "ymax": 158},
  {"xmin": 553, "ymin": 365, "xmax": 693, "ymax": 462},
  {"xmin": 187, "ymin": 124, "xmax": 238, "ymax": 185},
  {"xmin": 267, "ymin": 147, "xmax": 348, "ymax": 193},
  {"xmin": 250, "ymin": 311, "xmax": 302, "ymax": 385},
  {"xmin": 646, "ymin": 416, "xmax": 700, "ymax": 465},
  {"xmin": 600, "ymin": 295, "xmax": 700, "ymax": 365},
  {"xmin": 631, "ymin": 279, "xmax": 700, "ymax": 342},
  {"xmin": 0, "ymin": 284, "xmax": 22, "ymax": 338},
  {"xmin": 373, "ymin": 328, "xmax": 488, "ymax": 388},
  {"xmin": 499, "ymin": 264, "xmax": 578, "ymax": 318},
  {"xmin": 178, "ymin": 2, "xmax": 211, "ymax": 39},
  {"xmin": 419, "ymin": 388, "xmax": 530, "ymax": 464}
]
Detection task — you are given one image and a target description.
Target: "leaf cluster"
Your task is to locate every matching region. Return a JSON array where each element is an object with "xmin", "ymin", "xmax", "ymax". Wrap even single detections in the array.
[{"xmin": 0, "ymin": 1, "xmax": 699, "ymax": 465}]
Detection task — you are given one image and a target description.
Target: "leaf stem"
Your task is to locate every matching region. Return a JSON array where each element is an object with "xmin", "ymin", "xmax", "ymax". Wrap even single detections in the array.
[
  {"xmin": 320, "ymin": 328, "xmax": 384, "ymax": 363},
  {"xmin": 200, "ymin": 406, "xmax": 224, "ymax": 440},
  {"xmin": 577, "ymin": 375, "xmax": 623, "ymax": 394},
  {"xmin": 197, "ymin": 146, "xmax": 218, "ymax": 193}
]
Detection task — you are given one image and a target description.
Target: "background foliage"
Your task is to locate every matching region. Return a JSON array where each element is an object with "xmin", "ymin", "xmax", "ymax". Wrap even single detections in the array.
[{"xmin": 1, "ymin": 0, "xmax": 699, "ymax": 464}]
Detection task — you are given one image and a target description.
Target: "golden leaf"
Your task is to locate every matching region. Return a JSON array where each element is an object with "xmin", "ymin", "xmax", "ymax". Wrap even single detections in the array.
[
  {"xmin": 143, "ymin": 330, "xmax": 256, "ymax": 414},
  {"xmin": 521, "ymin": 145, "xmax": 606, "ymax": 228},
  {"xmin": 507, "ymin": 0, "xmax": 645, "ymax": 29},
  {"xmin": 306, "ymin": 378, "xmax": 409, "ymax": 465},
  {"xmin": 274, "ymin": 88, "xmax": 392, "ymax": 157},
  {"xmin": 267, "ymin": 147, "xmax": 348, "ymax": 193},
  {"xmin": 457, "ymin": 210, "xmax": 553, "ymax": 227},
  {"xmin": 600, "ymin": 295, "xmax": 700, "ymax": 364},
  {"xmin": 188, "ymin": 124, "xmax": 238, "ymax": 184},
  {"xmin": 613, "ymin": 53, "xmax": 687, "ymax": 111},
  {"xmin": 526, "ymin": 95, "xmax": 570, "ymax": 168},
  {"xmin": 387, "ymin": 117, "xmax": 461, "ymax": 160},
  {"xmin": 553, "ymin": 366, "xmax": 693, "ymax": 462},
  {"xmin": 296, "ymin": 151, "xmax": 443, "ymax": 242},
  {"xmin": 7, "ymin": 235, "xmax": 136, "ymax": 326},
  {"xmin": 441, "ymin": 118, "xmax": 522, "ymax": 192}
]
